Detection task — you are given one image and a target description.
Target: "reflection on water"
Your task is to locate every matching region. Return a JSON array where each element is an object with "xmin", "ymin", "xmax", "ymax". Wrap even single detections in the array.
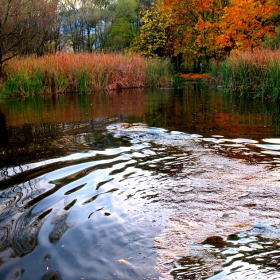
[
  {"xmin": 171, "ymin": 225, "xmax": 280, "ymax": 280},
  {"xmin": 1, "ymin": 86, "xmax": 280, "ymax": 169},
  {"xmin": 0, "ymin": 129, "xmax": 168, "ymax": 279},
  {"xmin": 1, "ymin": 85, "xmax": 280, "ymax": 279}
]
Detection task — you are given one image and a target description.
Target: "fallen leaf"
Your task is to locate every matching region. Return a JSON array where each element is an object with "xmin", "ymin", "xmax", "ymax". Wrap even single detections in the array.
[{"xmin": 117, "ymin": 259, "xmax": 127, "ymax": 263}]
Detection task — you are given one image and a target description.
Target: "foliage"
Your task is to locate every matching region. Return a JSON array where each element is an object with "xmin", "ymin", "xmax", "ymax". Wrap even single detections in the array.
[
  {"xmin": 0, "ymin": 0, "xmax": 58, "ymax": 76},
  {"xmin": 59, "ymin": 0, "xmax": 114, "ymax": 52},
  {"xmin": 0, "ymin": 0, "xmax": 140, "ymax": 75},
  {"xmin": 103, "ymin": 0, "xmax": 139, "ymax": 51},
  {"xmin": 216, "ymin": 0, "xmax": 280, "ymax": 53},
  {"xmin": 209, "ymin": 50, "xmax": 280, "ymax": 100},
  {"xmin": 0, "ymin": 53, "xmax": 173, "ymax": 96},
  {"xmin": 130, "ymin": 0, "xmax": 280, "ymax": 70},
  {"xmin": 1, "ymin": 0, "xmax": 280, "ymax": 81},
  {"xmin": 58, "ymin": 0, "xmax": 139, "ymax": 53},
  {"xmin": 263, "ymin": 26, "xmax": 280, "ymax": 49},
  {"xmin": 130, "ymin": 0, "xmax": 173, "ymax": 57}
]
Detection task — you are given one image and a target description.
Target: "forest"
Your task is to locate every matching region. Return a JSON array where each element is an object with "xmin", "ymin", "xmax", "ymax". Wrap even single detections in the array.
[
  {"xmin": 132, "ymin": 0, "xmax": 280, "ymax": 72},
  {"xmin": 1, "ymin": 0, "xmax": 280, "ymax": 99},
  {"xmin": 1, "ymin": 0, "xmax": 280, "ymax": 73}
]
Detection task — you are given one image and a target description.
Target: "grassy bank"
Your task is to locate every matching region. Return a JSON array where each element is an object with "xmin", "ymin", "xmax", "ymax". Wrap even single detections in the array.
[
  {"xmin": 209, "ymin": 50, "xmax": 280, "ymax": 100},
  {"xmin": 0, "ymin": 53, "xmax": 174, "ymax": 96}
]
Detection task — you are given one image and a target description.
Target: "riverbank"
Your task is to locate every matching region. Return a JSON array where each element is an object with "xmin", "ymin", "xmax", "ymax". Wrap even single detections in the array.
[{"xmin": 0, "ymin": 53, "xmax": 173, "ymax": 96}]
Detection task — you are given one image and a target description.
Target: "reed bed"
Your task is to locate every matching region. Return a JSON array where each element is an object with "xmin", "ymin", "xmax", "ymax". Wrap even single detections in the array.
[
  {"xmin": 1, "ymin": 53, "xmax": 173, "ymax": 96},
  {"xmin": 209, "ymin": 50, "xmax": 280, "ymax": 100}
]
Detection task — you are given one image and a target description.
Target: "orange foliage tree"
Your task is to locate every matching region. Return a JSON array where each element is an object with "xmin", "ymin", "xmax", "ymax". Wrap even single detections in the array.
[
  {"xmin": 164, "ymin": 0, "xmax": 228, "ymax": 69},
  {"xmin": 194, "ymin": 0, "xmax": 227, "ymax": 61},
  {"xmin": 131, "ymin": 0, "xmax": 280, "ymax": 71},
  {"xmin": 216, "ymin": 0, "xmax": 280, "ymax": 53}
]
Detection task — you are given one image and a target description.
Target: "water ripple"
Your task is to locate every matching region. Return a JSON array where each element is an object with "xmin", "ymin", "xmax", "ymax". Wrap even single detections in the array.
[
  {"xmin": 1, "ymin": 123, "xmax": 280, "ymax": 279},
  {"xmin": 171, "ymin": 225, "xmax": 280, "ymax": 280}
]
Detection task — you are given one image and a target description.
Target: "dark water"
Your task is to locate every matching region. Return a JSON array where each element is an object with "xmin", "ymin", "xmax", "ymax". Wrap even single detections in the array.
[{"xmin": 1, "ymin": 84, "xmax": 280, "ymax": 279}]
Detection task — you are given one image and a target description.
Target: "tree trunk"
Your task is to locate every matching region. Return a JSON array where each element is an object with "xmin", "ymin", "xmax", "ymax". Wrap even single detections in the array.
[{"xmin": 0, "ymin": 22, "xmax": 3, "ymax": 78}]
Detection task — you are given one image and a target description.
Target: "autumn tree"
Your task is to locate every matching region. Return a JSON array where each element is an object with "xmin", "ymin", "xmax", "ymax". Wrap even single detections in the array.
[
  {"xmin": 0, "ymin": 0, "xmax": 58, "ymax": 76},
  {"xmin": 130, "ymin": 0, "xmax": 228, "ymax": 70},
  {"xmin": 130, "ymin": 0, "xmax": 173, "ymax": 57},
  {"xmin": 216, "ymin": 0, "xmax": 280, "ymax": 53},
  {"xmin": 264, "ymin": 26, "xmax": 280, "ymax": 49},
  {"xmin": 162, "ymin": 0, "xmax": 201, "ymax": 71},
  {"xmin": 131, "ymin": 0, "xmax": 280, "ymax": 72}
]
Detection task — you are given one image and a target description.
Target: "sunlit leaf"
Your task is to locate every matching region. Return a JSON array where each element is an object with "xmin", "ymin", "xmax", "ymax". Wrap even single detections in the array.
[{"xmin": 117, "ymin": 259, "xmax": 127, "ymax": 263}]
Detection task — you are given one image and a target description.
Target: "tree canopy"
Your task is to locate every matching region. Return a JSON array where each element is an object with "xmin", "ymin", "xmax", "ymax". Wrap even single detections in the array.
[
  {"xmin": 131, "ymin": 0, "xmax": 280, "ymax": 71},
  {"xmin": 0, "ymin": 0, "xmax": 58, "ymax": 75}
]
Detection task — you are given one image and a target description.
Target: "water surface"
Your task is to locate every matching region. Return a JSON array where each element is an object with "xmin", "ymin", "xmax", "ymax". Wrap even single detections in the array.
[{"xmin": 1, "ymin": 85, "xmax": 280, "ymax": 279}]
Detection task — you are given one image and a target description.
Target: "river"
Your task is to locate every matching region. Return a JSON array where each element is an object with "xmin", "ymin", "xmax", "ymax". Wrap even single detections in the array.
[{"xmin": 1, "ymin": 84, "xmax": 280, "ymax": 280}]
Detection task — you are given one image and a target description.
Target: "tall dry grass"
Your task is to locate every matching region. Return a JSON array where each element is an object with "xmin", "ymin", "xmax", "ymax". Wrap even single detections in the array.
[
  {"xmin": 1, "ymin": 53, "xmax": 173, "ymax": 96},
  {"xmin": 209, "ymin": 49, "xmax": 280, "ymax": 100}
]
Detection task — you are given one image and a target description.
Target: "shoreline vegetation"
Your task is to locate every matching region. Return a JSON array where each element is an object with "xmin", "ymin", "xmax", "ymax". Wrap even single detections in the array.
[
  {"xmin": 1, "ymin": 49, "xmax": 280, "ymax": 99},
  {"xmin": 0, "ymin": 53, "xmax": 174, "ymax": 97},
  {"xmin": 209, "ymin": 49, "xmax": 280, "ymax": 100}
]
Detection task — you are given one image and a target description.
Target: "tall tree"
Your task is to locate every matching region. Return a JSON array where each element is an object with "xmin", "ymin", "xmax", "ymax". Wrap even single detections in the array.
[
  {"xmin": 0, "ymin": 0, "xmax": 58, "ymax": 76},
  {"xmin": 194, "ymin": 0, "xmax": 227, "ymax": 61},
  {"xmin": 60, "ymin": 0, "xmax": 115, "ymax": 52},
  {"xmin": 130, "ymin": 0, "xmax": 173, "ymax": 57},
  {"xmin": 103, "ymin": 0, "xmax": 139, "ymax": 51},
  {"xmin": 131, "ymin": 0, "xmax": 280, "ymax": 71}
]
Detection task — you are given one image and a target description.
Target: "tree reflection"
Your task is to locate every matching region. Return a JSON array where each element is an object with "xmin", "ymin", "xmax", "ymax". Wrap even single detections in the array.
[{"xmin": 0, "ymin": 110, "xmax": 10, "ymax": 147}]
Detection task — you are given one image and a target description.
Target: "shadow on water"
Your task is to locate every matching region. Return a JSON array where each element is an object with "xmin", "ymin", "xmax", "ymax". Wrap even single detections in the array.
[{"xmin": 0, "ymin": 85, "xmax": 280, "ymax": 279}]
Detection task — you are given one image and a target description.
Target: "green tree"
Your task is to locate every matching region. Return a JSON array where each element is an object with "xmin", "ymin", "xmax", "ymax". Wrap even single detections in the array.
[
  {"xmin": 103, "ymin": 0, "xmax": 139, "ymax": 51},
  {"xmin": 59, "ymin": 0, "xmax": 116, "ymax": 52}
]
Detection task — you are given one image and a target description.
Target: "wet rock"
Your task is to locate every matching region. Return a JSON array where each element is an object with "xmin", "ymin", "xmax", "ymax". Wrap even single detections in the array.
[{"xmin": 201, "ymin": 236, "xmax": 227, "ymax": 248}]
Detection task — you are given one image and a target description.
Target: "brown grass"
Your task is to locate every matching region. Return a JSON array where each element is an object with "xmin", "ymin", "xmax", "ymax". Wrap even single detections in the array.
[{"xmin": 2, "ymin": 52, "xmax": 173, "ymax": 95}]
